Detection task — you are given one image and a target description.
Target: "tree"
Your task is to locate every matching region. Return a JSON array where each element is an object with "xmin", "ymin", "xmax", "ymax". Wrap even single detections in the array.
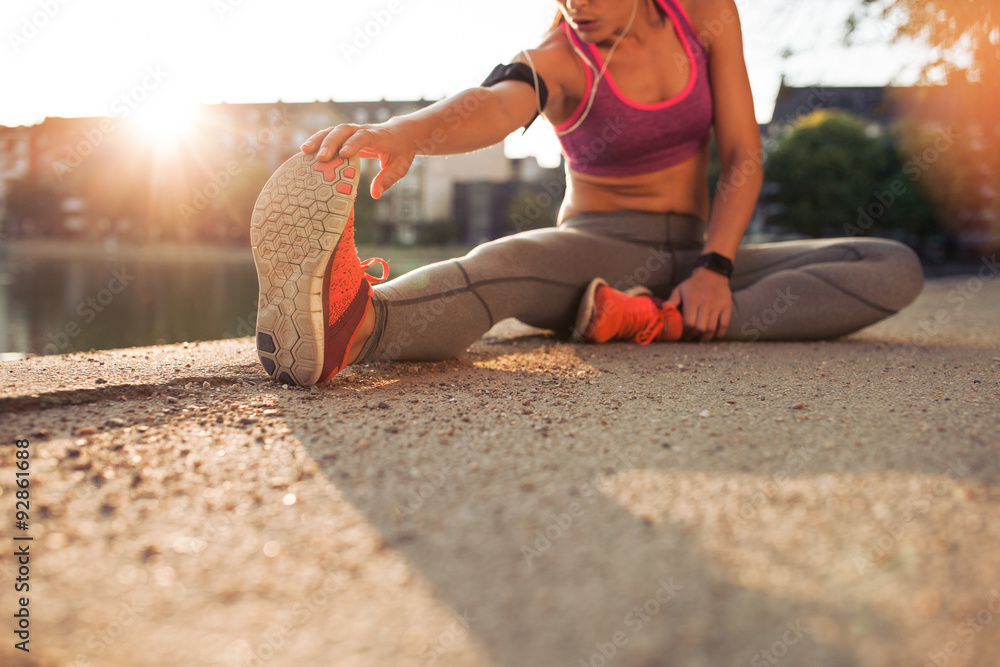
[
  {"xmin": 846, "ymin": 0, "xmax": 1000, "ymax": 251},
  {"xmin": 846, "ymin": 0, "xmax": 999, "ymax": 85},
  {"xmin": 765, "ymin": 111, "xmax": 886, "ymax": 237},
  {"xmin": 846, "ymin": 130, "xmax": 943, "ymax": 251}
]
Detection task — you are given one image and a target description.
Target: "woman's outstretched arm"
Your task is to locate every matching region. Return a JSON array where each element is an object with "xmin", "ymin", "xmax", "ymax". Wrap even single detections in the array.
[{"xmin": 299, "ymin": 52, "xmax": 558, "ymax": 199}]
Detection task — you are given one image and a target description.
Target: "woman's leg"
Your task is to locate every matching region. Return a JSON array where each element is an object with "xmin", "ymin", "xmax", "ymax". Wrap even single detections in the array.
[
  {"xmin": 696, "ymin": 237, "xmax": 925, "ymax": 341},
  {"xmin": 355, "ymin": 216, "xmax": 699, "ymax": 362},
  {"xmin": 356, "ymin": 224, "xmax": 923, "ymax": 361}
]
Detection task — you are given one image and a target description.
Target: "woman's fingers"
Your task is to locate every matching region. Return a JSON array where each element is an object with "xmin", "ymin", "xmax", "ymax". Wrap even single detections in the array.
[
  {"xmin": 303, "ymin": 124, "xmax": 363, "ymax": 161},
  {"xmin": 679, "ymin": 297, "xmax": 700, "ymax": 340},
  {"xmin": 692, "ymin": 307, "xmax": 711, "ymax": 342},
  {"xmin": 716, "ymin": 307, "xmax": 731, "ymax": 340},
  {"xmin": 301, "ymin": 127, "xmax": 336, "ymax": 154},
  {"xmin": 339, "ymin": 128, "xmax": 381, "ymax": 158},
  {"xmin": 700, "ymin": 311, "xmax": 718, "ymax": 342},
  {"xmin": 300, "ymin": 124, "xmax": 413, "ymax": 197},
  {"xmin": 371, "ymin": 153, "xmax": 414, "ymax": 199},
  {"xmin": 682, "ymin": 303, "xmax": 719, "ymax": 342},
  {"xmin": 665, "ymin": 289, "xmax": 682, "ymax": 310}
]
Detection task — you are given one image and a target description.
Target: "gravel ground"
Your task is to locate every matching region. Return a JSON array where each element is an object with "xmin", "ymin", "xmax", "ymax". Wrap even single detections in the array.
[{"xmin": 1, "ymin": 274, "xmax": 998, "ymax": 667}]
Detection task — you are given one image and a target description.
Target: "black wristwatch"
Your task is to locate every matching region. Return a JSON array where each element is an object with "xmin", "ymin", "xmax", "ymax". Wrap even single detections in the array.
[{"xmin": 694, "ymin": 252, "xmax": 734, "ymax": 279}]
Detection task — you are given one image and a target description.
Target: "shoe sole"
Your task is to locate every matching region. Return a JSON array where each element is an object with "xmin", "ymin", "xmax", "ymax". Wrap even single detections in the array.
[
  {"xmin": 250, "ymin": 152, "xmax": 361, "ymax": 386},
  {"xmin": 572, "ymin": 278, "xmax": 654, "ymax": 342}
]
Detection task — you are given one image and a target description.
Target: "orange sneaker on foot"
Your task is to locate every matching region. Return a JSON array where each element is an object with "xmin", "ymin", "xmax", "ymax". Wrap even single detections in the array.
[
  {"xmin": 251, "ymin": 152, "xmax": 387, "ymax": 386},
  {"xmin": 572, "ymin": 278, "xmax": 682, "ymax": 344}
]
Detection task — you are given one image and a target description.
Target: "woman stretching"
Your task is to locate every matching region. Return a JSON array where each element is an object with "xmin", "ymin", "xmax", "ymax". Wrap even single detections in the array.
[{"xmin": 250, "ymin": 0, "xmax": 924, "ymax": 387}]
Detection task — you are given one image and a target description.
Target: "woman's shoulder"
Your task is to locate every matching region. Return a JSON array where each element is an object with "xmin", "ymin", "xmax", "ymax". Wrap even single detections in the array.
[
  {"xmin": 515, "ymin": 24, "xmax": 585, "ymax": 91},
  {"xmin": 532, "ymin": 23, "xmax": 578, "ymax": 61},
  {"xmin": 673, "ymin": 0, "xmax": 742, "ymax": 51},
  {"xmin": 675, "ymin": 0, "xmax": 735, "ymax": 20}
]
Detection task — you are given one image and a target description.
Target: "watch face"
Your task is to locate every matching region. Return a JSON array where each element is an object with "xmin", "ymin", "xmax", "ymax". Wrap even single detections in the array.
[{"xmin": 698, "ymin": 253, "xmax": 732, "ymax": 277}]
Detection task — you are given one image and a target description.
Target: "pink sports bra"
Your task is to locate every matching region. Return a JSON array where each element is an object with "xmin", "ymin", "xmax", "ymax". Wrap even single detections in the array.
[{"xmin": 555, "ymin": 0, "xmax": 714, "ymax": 177}]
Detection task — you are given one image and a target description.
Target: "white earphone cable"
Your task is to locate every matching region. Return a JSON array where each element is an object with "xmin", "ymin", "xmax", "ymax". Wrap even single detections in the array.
[
  {"xmin": 520, "ymin": 47, "xmax": 544, "ymax": 122},
  {"xmin": 556, "ymin": 0, "xmax": 639, "ymax": 136}
]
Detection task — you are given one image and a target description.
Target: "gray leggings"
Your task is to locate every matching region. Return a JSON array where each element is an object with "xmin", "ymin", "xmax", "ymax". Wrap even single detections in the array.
[{"xmin": 356, "ymin": 211, "xmax": 924, "ymax": 363}]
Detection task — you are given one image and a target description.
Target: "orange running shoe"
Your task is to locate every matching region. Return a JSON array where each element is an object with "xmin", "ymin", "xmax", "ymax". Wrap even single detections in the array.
[
  {"xmin": 572, "ymin": 278, "xmax": 682, "ymax": 344},
  {"xmin": 251, "ymin": 152, "xmax": 387, "ymax": 386}
]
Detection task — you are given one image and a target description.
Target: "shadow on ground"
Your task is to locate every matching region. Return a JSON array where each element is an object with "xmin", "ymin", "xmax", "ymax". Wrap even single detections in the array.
[{"xmin": 1, "ymin": 278, "xmax": 998, "ymax": 667}]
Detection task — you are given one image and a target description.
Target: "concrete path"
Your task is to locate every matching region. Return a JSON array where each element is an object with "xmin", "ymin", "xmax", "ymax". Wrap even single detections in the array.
[{"xmin": 1, "ymin": 273, "xmax": 998, "ymax": 667}]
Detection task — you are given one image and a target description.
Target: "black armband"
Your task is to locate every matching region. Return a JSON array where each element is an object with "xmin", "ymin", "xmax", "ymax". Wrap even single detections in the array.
[{"xmin": 481, "ymin": 62, "xmax": 549, "ymax": 131}]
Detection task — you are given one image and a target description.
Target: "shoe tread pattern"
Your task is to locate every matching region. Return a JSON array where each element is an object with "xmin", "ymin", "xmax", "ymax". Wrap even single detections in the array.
[{"xmin": 250, "ymin": 152, "xmax": 359, "ymax": 385}]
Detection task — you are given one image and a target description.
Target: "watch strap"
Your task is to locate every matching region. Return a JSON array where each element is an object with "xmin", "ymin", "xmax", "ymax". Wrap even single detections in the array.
[{"xmin": 695, "ymin": 252, "xmax": 734, "ymax": 279}]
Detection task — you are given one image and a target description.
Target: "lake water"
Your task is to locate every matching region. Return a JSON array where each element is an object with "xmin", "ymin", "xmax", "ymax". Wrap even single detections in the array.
[{"xmin": 0, "ymin": 241, "xmax": 466, "ymax": 358}]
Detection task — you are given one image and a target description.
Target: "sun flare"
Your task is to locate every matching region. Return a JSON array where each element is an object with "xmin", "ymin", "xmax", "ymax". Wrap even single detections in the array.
[{"xmin": 130, "ymin": 96, "xmax": 200, "ymax": 149}]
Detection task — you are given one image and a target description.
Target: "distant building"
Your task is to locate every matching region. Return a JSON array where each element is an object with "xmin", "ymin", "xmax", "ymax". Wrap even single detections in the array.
[
  {"xmin": 454, "ymin": 157, "xmax": 565, "ymax": 245},
  {"xmin": 763, "ymin": 78, "xmax": 982, "ymax": 140},
  {"xmin": 0, "ymin": 125, "xmax": 30, "ymax": 236},
  {"xmin": 769, "ymin": 80, "xmax": 892, "ymax": 128},
  {"xmin": 0, "ymin": 98, "xmax": 530, "ymax": 244}
]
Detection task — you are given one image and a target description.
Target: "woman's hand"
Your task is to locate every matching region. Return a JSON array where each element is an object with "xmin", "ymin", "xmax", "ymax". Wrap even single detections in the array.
[
  {"xmin": 301, "ymin": 123, "xmax": 414, "ymax": 199},
  {"xmin": 665, "ymin": 268, "xmax": 732, "ymax": 341}
]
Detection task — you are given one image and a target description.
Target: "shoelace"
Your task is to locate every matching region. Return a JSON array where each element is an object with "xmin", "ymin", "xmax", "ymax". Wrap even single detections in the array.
[
  {"xmin": 621, "ymin": 300, "xmax": 669, "ymax": 346},
  {"xmin": 360, "ymin": 257, "xmax": 388, "ymax": 284}
]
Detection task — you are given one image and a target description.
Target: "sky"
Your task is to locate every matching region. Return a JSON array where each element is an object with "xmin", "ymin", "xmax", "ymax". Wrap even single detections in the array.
[{"xmin": 1, "ymin": 0, "xmax": 933, "ymax": 167}]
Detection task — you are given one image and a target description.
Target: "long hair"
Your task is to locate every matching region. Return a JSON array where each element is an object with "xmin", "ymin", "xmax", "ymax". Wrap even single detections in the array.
[{"xmin": 550, "ymin": 0, "xmax": 666, "ymax": 31}]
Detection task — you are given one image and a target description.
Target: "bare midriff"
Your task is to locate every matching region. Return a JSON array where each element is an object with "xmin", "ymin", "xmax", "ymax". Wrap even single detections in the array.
[{"xmin": 557, "ymin": 142, "xmax": 711, "ymax": 224}]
